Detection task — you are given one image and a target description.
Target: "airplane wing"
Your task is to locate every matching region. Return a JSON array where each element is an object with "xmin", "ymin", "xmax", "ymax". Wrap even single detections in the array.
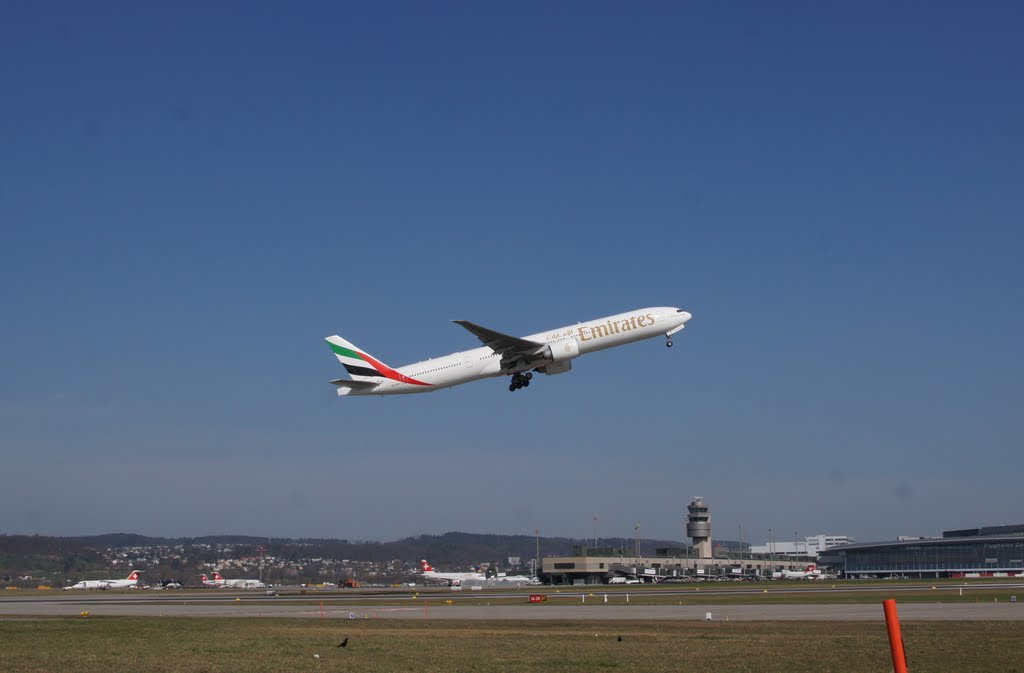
[{"xmin": 452, "ymin": 320, "xmax": 544, "ymax": 357}]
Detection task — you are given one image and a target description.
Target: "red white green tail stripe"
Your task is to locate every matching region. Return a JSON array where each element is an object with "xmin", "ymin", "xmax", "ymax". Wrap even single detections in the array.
[{"xmin": 325, "ymin": 336, "xmax": 432, "ymax": 386}]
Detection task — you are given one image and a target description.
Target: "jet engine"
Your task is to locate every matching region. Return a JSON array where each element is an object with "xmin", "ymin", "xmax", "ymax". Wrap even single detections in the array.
[
  {"xmin": 506, "ymin": 339, "xmax": 579, "ymax": 377},
  {"xmin": 541, "ymin": 338, "xmax": 580, "ymax": 363},
  {"xmin": 538, "ymin": 360, "xmax": 572, "ymax": 375}
]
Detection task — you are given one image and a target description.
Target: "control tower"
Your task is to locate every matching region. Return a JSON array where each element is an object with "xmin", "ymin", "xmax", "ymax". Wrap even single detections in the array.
[{"xmin": 686, "ymin": 496, "xmax": 712, "ymax": 559}]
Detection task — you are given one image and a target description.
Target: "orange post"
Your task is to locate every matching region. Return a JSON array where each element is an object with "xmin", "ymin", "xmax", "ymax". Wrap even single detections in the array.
[{"xmin": 883, "ymin": 599, "xmax": 909, "ymax": 673}]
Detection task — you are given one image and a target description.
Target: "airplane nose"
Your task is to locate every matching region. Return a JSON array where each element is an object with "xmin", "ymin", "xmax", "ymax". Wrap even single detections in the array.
[{"xmin": 679, "ymin": 311, "xmax": 692, "ymax": 323}]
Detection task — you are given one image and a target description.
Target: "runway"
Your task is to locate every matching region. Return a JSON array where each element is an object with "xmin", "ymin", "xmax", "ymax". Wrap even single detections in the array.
[{"xmin": 2, "ymin": 593, "xmax": 1022, "ymax": 621}]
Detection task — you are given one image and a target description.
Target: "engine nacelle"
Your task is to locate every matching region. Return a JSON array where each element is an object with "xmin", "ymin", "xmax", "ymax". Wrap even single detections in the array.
[
  {"xmin": 539, "ymin": 360, "xmax": 572, "ymax": 375},
  {"xmin": 543, "ymin": 338, "xmax": 580, "ymax": 363}
]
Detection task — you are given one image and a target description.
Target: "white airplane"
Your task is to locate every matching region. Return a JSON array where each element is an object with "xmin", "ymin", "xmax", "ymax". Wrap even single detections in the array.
[
  {"xmin": 778, "ymin": 564, "xmax": 824, "ymax": 579},
  {"xmin": 64, "ymin": 570, "xmax": 141, "ymax": 590},
  {"xmin": 201, "ymin": 571, "xmax": 265, "ymax": 589},
  {"xmin": 489, "ymin": 572, "xmax": 541, "ymax": 586},
  {"xmin": 326, "ymin": 306, "xmax": 692, "ymax": 395},
  {"xmin": 418, "ymin": 560, "xmax": 485, "ymax": 587}
]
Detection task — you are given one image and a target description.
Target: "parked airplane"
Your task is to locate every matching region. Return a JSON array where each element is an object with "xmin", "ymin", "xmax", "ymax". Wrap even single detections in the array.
[
  {"xmin": 778, "ymin": 564, "xmax": 824, "ymax": 579},
  {"xmin": 326, "ymin": 306, "xmax": 692, "ymax": 395},
  {"xmin": 489, "ymin": 573, "xmax": 541, "ymax": 586},
  {"xmin": 201, "ymin": 571, "xmax": 266, "ymax": 589},
  {"xmin": 418, "ymin": 560, "xmax": 485, "ymax": 587},
  {"xmin": 63, "ymin": 570, "xmax": 141, "ymax": 590}
]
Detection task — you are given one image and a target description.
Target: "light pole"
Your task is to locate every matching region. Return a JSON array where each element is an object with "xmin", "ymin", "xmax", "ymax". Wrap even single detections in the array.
[
  {"xmin": 634, "ymin": 523, "xmax": 640, "ymax": 564},
  {"xmin": 534, "ymin": 528, "xmax": 540, "ymax": 579},
  {"xmin": 684, "ymin": 517, "xmax": 690, "ymax": 574}
]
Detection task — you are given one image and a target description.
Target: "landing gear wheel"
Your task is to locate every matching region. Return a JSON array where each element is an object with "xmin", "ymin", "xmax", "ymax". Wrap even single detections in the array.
[
  {"xmin": 509, "ymin": 384, "xmax": 516, "ymax": 392},
  {"xmin": 666, "ymin": 339, "xmax": 673, "ymax": 348},
  {"xmin": 509, "ymin": 371, "xmax": 533, "ymax": 391}
]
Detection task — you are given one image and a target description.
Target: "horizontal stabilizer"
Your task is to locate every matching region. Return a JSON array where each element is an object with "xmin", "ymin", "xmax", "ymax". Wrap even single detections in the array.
[{"xmin": 330, "ymin": 379, "xmax": 379, "ymax": 389}]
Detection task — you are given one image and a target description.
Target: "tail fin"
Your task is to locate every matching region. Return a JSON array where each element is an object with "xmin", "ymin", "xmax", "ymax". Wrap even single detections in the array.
[
  {"xmin": 421, "ymin": 560, "xmax": 434, "ymax": 573},
  {"xmin": 201, "ymin": 574, "xmax": 209, "ymax": 583},
  {"xmin": 325, "ymin": 335, "xmax": 392, "ymax": 382},
  {"xmin": 325, "ymin": 335, "xmax": 432, "ymax": 393},
  {"xmin": 213, "ymin": 572, "xmax": 224, "ymax": 581},
  {"xmin": 127, "ymin": 571, "xmax": 140, "ymax": 581}
]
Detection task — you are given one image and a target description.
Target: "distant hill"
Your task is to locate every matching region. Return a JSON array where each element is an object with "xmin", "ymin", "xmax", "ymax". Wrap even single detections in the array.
[
  {"xmin": 71, "ymin": 533, "xmax": 164, "ymax": 547},
  {"xmin": 1, "ymin": 530, "xmax": 695, "ymax": 572}
]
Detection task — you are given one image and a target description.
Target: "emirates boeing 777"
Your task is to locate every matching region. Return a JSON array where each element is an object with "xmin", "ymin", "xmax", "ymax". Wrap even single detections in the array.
[{"xmin": 325, "ymin": 306, "xmax": 691, "ymax": 395}]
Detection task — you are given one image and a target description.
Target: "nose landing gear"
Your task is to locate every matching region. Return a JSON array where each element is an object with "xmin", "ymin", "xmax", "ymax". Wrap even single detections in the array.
[
  {"xmin": 666, "ymin": 335, "xmax": 673, "ymax": 347},
  {"xmin": 508, "ymin": 371, "xmax": 533, "ymax": 392}
]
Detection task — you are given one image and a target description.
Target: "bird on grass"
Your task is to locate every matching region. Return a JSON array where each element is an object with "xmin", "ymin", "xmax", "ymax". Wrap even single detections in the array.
[
  {"xmin": 617, "ymin": 636, "xmax": 622, "ymax": 642},
  {"xmin": 338, "ymin": 637, "xmax": 349, "ymax": 648}
]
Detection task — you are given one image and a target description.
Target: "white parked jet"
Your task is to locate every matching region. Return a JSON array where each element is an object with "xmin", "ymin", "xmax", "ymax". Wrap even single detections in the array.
[
  {"xmin": 201, "ymin": 571, "xmax": 265, "ymax": 589},
  {"xmin": 418, "ymin": 560, "xmax": 485, "ymax": 587},
  {"xmin": 778, "ymin": 564, "xmax": 824, "ymax": 579},
  {"xmin": 489, "ymin": 572, "xmax": 541, "ymax": 586},
  {"xmin": 64, "ymin": 570, "xmax": 141, "ymax": 590},
  {"xmin": 326, "ymin": 306, "xmax": 692, "ymax": 395}
]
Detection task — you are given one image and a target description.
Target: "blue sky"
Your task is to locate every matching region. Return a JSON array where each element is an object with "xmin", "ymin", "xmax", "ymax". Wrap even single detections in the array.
[{"xmin": 2, "ymin": 1, "xmax": 1022, "ymax": 546}]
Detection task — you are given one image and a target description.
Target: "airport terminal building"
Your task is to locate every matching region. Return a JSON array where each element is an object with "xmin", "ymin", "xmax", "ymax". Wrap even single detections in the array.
[
  {"xmin": 819, "ymin": 525, "xmax": 1024, "ymax": 578},
  {"xmin": 749, "ymin": 534, "xmax": 854, "ymax": 559},
  {"xmin": 540, "ymin": 497, "xmax": 810, "ymax": 584}
]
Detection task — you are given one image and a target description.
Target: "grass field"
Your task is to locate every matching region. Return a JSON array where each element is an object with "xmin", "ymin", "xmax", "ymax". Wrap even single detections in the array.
[{"xmin": 2, "ymin": 617, "xmax": 1023, "ymax": 673}]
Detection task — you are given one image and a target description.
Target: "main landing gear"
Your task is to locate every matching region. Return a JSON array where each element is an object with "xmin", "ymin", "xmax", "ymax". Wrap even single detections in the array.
[{"xmin": 508, "ymin": 372, "xmax": 533, "ymax": 392}]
